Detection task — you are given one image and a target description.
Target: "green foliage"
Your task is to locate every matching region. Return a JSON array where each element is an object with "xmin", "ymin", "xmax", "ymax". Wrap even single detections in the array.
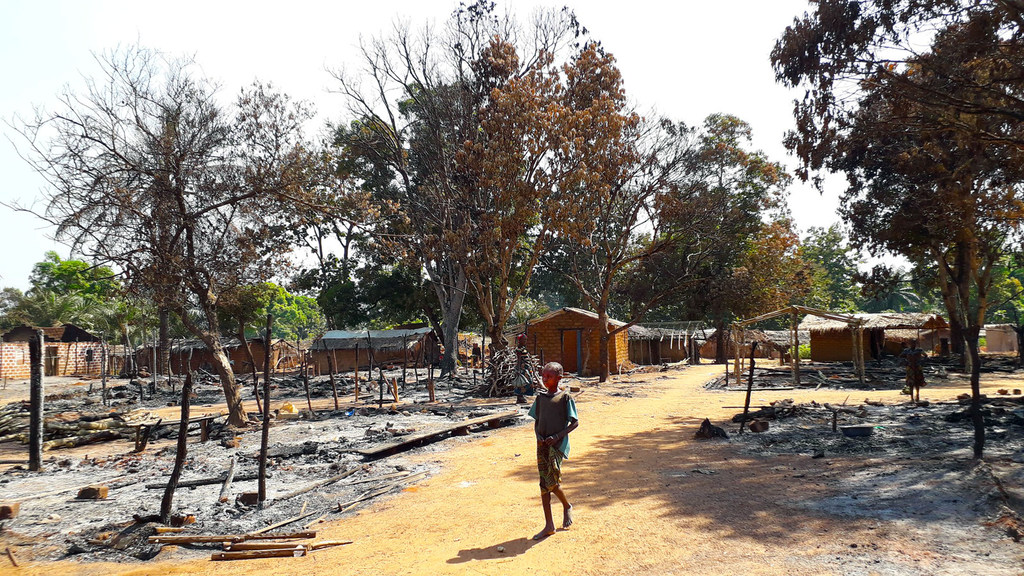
[
  {"xmin": 799, "ymin": 343, "xmax": 811, "ymax": 360},
  {"xmin": 29, "ymin": 251, "xmax": 120, "ymax": 299},
  {"xmin": 222, "ymin": 282, "xmax": 327, "ymax": 341},
  {"xmin": 799, "ymin": 225, "xmax": 860, "ymax": 312}
]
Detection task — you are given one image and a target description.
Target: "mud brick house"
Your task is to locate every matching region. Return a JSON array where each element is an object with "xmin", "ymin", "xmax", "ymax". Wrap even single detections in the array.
[
  {"xmin": 309, "ymin": 327, "xmax": 438, "ymax": 374},
  {"xmin": 982, "ymin": 324, "xmax": 1019, "ymax": 354},
  {"xmin": 138, "ymin": 337, "xmax": 300, "ymax": 374},
  {"xmin": 511, "ymin": 307, "xmax": 629, "ymax": 376},
  {"xmin": 799, "ymin": 312, "xmax": 948, "ymax": 362},
  {"xmin": 699, "ymin": 328, "xmax": 783, "ymax": 360},
  {"xmin": 1, "ymin": 324, "xmax": 105, "ymax": 379}
]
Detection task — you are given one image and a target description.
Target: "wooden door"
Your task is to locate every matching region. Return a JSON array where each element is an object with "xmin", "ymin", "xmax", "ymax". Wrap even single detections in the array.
[
  {"xmin": 45, "ymin": 346, "xmax": 59, "ymax": 376},
  {"xmin": 561, "ymin": 330, "xmax": 579, "ymax": 373}
]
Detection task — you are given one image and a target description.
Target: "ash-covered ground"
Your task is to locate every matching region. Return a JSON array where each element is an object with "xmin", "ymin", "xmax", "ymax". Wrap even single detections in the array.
[{"xmin": 0, "ymin": 367, "xmax": 529, "ymax": 564}]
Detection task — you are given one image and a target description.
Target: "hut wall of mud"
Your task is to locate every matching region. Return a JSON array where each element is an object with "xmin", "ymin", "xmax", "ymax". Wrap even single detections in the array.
[
  {"xmin": 809, "ymin": 329, "xmax": 873, "ymax": 362},
  {"xmin": 309, "ymin": 329, "xmax": 439, "ymax": 374},
  {"xmin": 139, "ymin": 339, "xmax": 297, "ymax": 375}
]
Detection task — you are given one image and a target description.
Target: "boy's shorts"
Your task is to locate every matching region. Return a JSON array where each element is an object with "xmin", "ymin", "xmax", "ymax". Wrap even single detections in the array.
[{"xmin": 537, "ymin": 443, "xmax": 563, "ymax": 494}]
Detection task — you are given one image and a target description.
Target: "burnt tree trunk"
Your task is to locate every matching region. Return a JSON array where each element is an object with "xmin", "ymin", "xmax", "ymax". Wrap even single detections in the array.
[
  {"xmin": 258, "ymin": 314, "xmax": 273, "ymax": 505},
  {"xmin": 160, "ymin": 372, "xmax": 192, "ymax": 524}
]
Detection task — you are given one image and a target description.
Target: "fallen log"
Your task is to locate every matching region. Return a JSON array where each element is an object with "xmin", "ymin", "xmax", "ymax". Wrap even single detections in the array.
[
  {"xmin": 42, "ymin": 430, "xmax": 122, "ymax": 451},
  {"xmin": 355, "ymin": 411, "xmax": 520, "ymax": 458},
  {"xmin": 148, "ymin": 530, "xmax": 316, "ymax": 544},
  {"xmin": 145, "ymin": 472, "xmax": 265, "ymax": 490}
]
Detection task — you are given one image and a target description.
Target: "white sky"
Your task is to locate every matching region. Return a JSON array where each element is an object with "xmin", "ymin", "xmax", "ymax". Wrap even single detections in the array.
[{"xmin": 0, "ymin": 0, "xmax": 842, "ymax": 291}]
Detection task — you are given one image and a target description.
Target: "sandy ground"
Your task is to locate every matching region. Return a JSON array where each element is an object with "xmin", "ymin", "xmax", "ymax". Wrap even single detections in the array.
[{"xmin": 2, "ymin": 363, "xmax": 1024, "ymax": 575}]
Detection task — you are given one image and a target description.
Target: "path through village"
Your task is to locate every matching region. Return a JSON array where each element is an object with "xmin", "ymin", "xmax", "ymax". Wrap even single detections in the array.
[{"xmin": 6, "ymin": 363, "xmax": 1024, "ymax": 576}]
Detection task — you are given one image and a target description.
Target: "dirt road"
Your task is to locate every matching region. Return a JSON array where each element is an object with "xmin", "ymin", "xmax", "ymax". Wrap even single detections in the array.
[{"xmin": 5, "ymin": 364, "xmax": 1023, "ymax": 575}]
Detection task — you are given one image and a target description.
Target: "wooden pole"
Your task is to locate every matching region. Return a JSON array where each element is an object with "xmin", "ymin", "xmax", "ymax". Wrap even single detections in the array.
[
  {"xmin": 258, "ymin": 314, "xmax": 273, "ymax": 505},
  {"xmin": 151, "ymin": 331, "xmax": 158, "ymax": 394},
  {"xmin": 792, "ymin": 313, "xmax": 801, "ymax": 387},
  {"xmin": 302, "ymin": 351, "xmax": 315, "ymax": 419},
  {"xmin": 739, "ymin": 342, "xmax": 758, "ymax": 434},
  {"xmin": 29, "ymin": 330, "xmax": 44, "ymax": 472},
  {"xmin": 101, "ymin": 339, "xmax": 108, "ymax": 407},
  {"xmin": 857, "ymin": 327, "xmax": 866, "ymax": 385},
  {"xmin": 160, "ymin": 372, "xmax": 192, "ymax": 524},
  {"xmin": 326, "ymin": 344, "xmax": 339, "ymax": 409},
  {"xmin": 427, "ymin": 365, "xmax": 435, "ymax": 403},
  {"xmin": 353, "ymin": 344, "xmax": 360, "ymax": 403}
]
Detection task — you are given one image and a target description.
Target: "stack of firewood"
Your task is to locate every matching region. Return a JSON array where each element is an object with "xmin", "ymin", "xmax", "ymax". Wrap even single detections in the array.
[{"xmin": 480, "ymin": 348, "xmax": 540, "ymax": 397}]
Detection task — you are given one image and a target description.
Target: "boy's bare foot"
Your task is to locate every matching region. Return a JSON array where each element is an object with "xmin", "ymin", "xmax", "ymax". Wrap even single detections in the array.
[
  {"xmin": 562, "ymin": 505, "xmax": 574, "ymax": 529},
  {"xmin": 532, "ymin": 527, "xmax": 556, "ymax": 541}
]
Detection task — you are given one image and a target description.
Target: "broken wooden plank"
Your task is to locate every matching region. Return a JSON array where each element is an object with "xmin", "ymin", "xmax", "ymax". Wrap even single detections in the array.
[
  {"xmin": 355, "ymin": 411, "xmax": 520, "ymax": 458},
  {"xmin": 148, "ymin": 530, "xmax": 316, "ymax": 544},
  {"xmin": 224, "ymin": 541, "xmax": 312, "ymax": 551},
  {"xmin": 218, "ymin": 456, "xmax": 236, "ymax": 503},
  {"xmin": 222, "ymin": 540, "xmax": 352, "ymax": 552},
  {"xmin": 212, "ymin": 547, "xmax": 306, "ymax": 560}
]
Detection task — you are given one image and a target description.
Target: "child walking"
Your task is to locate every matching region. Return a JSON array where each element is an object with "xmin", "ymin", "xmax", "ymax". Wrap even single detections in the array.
[{"xmin": 528, "ymin": 361, "xmax": 578, "ymax": 540}]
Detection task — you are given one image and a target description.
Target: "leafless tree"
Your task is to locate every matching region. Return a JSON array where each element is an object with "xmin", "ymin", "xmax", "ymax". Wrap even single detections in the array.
[{"xmin": 11, "ymin": 46, "xmax": 326, "ymax": 426}]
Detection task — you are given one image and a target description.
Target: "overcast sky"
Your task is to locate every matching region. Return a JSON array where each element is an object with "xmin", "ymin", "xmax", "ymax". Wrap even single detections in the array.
[{"xmin": 0, "ymin": 0, "xmax": 840, "ymax": 291}]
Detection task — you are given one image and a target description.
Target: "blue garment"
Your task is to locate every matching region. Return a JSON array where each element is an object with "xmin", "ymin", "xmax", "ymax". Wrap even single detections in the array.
[{"xmin": 528, "ymin": 390, "xmax": 578, "ymax": 458}]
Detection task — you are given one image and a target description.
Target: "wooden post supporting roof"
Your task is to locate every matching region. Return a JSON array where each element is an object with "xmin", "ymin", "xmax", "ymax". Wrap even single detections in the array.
[{"xmin": 735, "ymin": 305, "xmax": 867, "ymax": 387}]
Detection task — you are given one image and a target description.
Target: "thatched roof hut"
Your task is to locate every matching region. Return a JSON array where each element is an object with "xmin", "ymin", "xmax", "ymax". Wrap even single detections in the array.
[
  {"xmin": 799, "ymin": 312, "xmax": 947, "ymax": 333},
  {"xmin": 799, "ymin": 312, "xmax": 948, "ymax": 361}
]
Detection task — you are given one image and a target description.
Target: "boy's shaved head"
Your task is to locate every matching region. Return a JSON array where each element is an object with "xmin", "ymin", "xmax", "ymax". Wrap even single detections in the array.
[{"xmin": 542, "ymin": 362, "xmax": 563, "ymax": 376}]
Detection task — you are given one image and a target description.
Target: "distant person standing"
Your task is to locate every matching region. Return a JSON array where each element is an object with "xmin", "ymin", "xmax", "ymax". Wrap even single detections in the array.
[
  {"xmin": 528, "ymin": 361, "xmax": 578, "ymax": 540},
  {"xmin": 901, "ymin": 342, "xmax": 926, "ymax": 402},
  {"xmin": 472, "ymin": 342, "xmax": 482, "ymax": 368}
]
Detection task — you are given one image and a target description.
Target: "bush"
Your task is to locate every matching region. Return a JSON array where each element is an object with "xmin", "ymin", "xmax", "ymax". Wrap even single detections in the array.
[{"xmin": 798, "ymin": 344, "xmax": 811, "ymax": 360}]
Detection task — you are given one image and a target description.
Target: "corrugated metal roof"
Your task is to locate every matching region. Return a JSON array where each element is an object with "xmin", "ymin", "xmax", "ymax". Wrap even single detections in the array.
[{"xmin": 311, "ymin": 327, "xmax": 433, "ymax": 351}]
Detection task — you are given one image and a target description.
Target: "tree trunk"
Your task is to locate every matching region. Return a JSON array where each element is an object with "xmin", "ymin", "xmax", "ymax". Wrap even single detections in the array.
[
  {"xmin": 714, "ymin": 319, "xmax": 727, "ymax": 364},
  {"xmin": 206, "ymin": 339, "xmax": 247, "ymax": 427},
  {"xmin": 426, "ymin": 262, "xmax": 467, "ymax": 378},
  {"xmin": 160, "ymin": 372, "xmax": 192, "ymax": 524},
  {"xmin": 963, "ymin": 326, "xmax": 985, "ymax": 458},
  {"xmin": 598, "ymin": 309, "xmax": 611, "ymax": 382}
]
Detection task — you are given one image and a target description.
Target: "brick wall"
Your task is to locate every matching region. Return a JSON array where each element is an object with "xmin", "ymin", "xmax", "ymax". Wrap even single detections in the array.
[
  {"xmin": 0, "ymin": 341, "xmax": 107, "ymax": 379},
  {"xmin": 524, "ymin": 310, "xmax": 628, "ymax": 376}
]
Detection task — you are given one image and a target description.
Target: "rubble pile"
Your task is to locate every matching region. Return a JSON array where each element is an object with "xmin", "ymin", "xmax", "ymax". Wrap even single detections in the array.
[{"xmin": 0, "ymin": 369, "xmax": 525, "ymax": 565}]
